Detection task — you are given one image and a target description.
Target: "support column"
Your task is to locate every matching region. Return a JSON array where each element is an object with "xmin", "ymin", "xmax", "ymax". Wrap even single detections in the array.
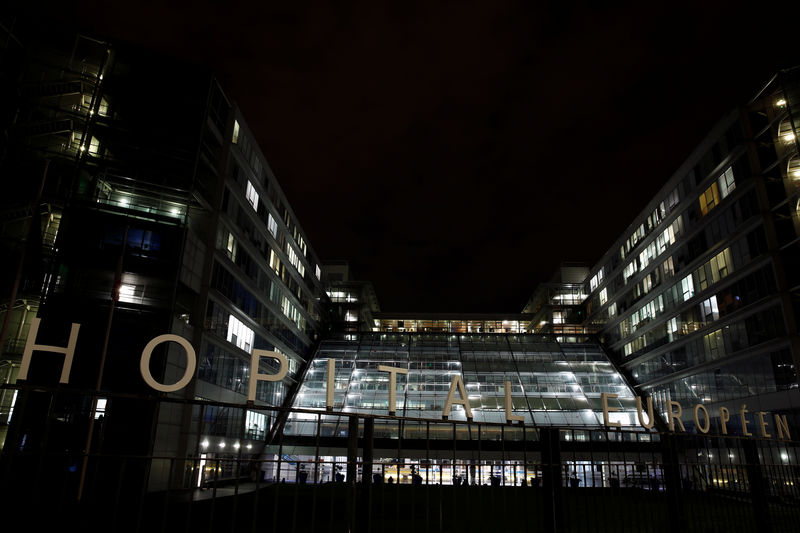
[
  {"xmin": 347, "ymin": 415, "xmax": 359, "ymax": 486},
  {"xmin": 362, "ymin": 417, "xmax": 374, "ymax": 486},
  {"xmin": 743, "ymin": 439, "xmax": 773, "ymax": 533},
  {"xmin": 540, "ymin": 428, "xmax": 563, "ymax": 533},
  {"xmin": 359, "ymin": 417, "xmax": 375, "ymax": 533},
  {"xmin": 661, "ymin": 434, "xmax": 688, "ymax": 531}
]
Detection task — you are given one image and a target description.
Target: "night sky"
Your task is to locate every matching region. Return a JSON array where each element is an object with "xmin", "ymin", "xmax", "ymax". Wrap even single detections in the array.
[{"xmin": 38, "ymin": 3, "xmax": 800, "ymax": 312}]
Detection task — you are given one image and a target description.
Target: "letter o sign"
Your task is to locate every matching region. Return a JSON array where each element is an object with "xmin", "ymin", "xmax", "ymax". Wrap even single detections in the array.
[{"xmin": 140, "ymin": 334, "xmax": 196, "ymax": 392}]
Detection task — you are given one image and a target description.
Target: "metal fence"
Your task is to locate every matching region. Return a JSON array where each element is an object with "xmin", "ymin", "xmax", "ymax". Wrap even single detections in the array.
[{"xmin": 1, "ymin": 385, "xmax": 799, "ymax": 532}]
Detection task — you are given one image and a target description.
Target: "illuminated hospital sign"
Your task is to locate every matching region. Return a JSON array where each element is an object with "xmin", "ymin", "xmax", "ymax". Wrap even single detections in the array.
[{"xmin": 18, "ymin": 318, "xmax": 791, "ymax": 440}]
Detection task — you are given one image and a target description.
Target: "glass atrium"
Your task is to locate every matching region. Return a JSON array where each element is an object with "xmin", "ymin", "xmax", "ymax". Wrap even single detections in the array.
[{"xmin": 289, "ymin": 332, "xmax": 638, "ymax": 429}]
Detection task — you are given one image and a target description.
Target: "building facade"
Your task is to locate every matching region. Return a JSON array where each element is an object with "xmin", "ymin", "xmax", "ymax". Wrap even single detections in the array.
[
  {"xmin": 1, "ymin": 27, "xmax": 800, "ymax": 510},
  {"xmin": 0, "ymin": 29, "xmax": 330, "ymax": 487},
  {"xmin": 583, "ymin": 68, "xmax": 800, "ymax": 434}
]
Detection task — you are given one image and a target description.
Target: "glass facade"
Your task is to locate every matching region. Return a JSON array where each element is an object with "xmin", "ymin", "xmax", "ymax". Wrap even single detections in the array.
[
  {"xmin": 375, "ymin": 316, "xmax": 533, "ymax": 334},
  {"xmin": 289, "ymin": 332, "xmax": 638, "ymax": 431}
]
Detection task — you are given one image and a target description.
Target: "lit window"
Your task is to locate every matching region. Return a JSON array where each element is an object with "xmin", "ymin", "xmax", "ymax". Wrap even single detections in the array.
[
  {"xmin": 709, "ymin": 248, "xmax": 732, "ymax": 282},
  {"xmin": 118, "ymin": 283, "xmax": 140, "ymax": 303},
  {"xmin": 82, "ymin": 94, "xmax": 109, "ymax": 116},
  {"xmin": 246, "ymin": 410, "xmax": 267, "ymax": 437},
  {"xmin": 94, "ymin": 398, "xmax": 107, "ymax": 419},
  {"xmin": 267, "ymin": 213, "xmax": 278, "ymax": 238},
  {"xmin": 281, "ymin": 297, "xmax": 304, "ymax": 329},
  {"xmin": 345, "ymin": 310, "xmax": 358, "ymax": 322},
  {"xmin": 623, "ymin": 261, "xmax": 637, "ymax": 283},
  {"xmin": 73, "ymin": 132, "xmax": 99, "ymax": 155},
  {"xmin": 663, "ymin": 257, "xmax": 674, "ymax": 278},
  {"xmin": 589, "ymin": 268, "xmax": 604, "ymax": 291},
  {"xmin": 296, "ymin": 234, "xmax": 306, "ymax": 255},
  {"xmin": 788, "ymin": 157, "xmax": 800, "ymax": 180},
  {"xmin": 285, "ymin": 244, "xmax": 305, "ymax": 277},
  {"xmin": 639, "ymin": 242, "xmax": 656, "ymax": 269},
  {"xmin": 779, "ymin": 118, "xmax": 795, "ymax": 144},
  {"xmin": 700, "ymin": 296, "xmax": 720, "ymax": 321},
  {"xmin": 315, "ymin": 264, "xmax": 321, "ymax": 280},
  {"xmin": 226, "ymin": 232, "xmax": 237, "ymax": 260},
  {"xmin": 227, "ymin": 314, "xmax": 254, "ymax": 354},
  {"xmin": 269, "ymin": 249, "xmax": 281, "ymax": 274},
  {"xmin": 667, "ymin": 317, "xmax": 679, "ymax": 334},
  {"xmin": 599, "ymin": 288, "xmax": 607, "ymax": 305},
  {"xmin": 232, "ymin": 120, "xmax": 240, "ymax": 144},
  {"xmin": 681, "ymin": 275, "xmax": 694, "ymax": 301},
  {"xmin": 8, "ymin": 390, "xmax": 18, "ymax": 420},
  {"xmin": 717, "ymin": 167, "xmax": 735, "ymax": 199},
  {"xmin": 699, "ymin": 182, "xmax": 720, "ymax": 216},
  {"xmin": 703, "ymin": 329, "xmax": 724, "ymax": 360},
  {"xmin": 697, "ymin": 266, "xmax": 708, "ymax": 291},
  {"xmin": 245, "ymin": 181, "xmax": 259, "ymax": 211},
  {"xmin": 624, "ymin": 337, "xmax": 646, "ymax": 357},
  {"xmin": 641, "ymin": 275, "xmax": 652, "ymax": 295}
]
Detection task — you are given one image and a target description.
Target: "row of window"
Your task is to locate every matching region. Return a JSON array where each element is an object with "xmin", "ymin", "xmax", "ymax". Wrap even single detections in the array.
[
  {"xmin": 591, "ymin": 161, "xmax": 741, "ymax": 323},
  {"xmin": 622, "ymin": 257, "xmax": 776, "ymax": 361},
  {"xmin": 598, "ymin": 187, "xmax": 761, "ymax": 323},
  {"xmin": 244, "ymin": 177, "xmax": 309, "ymax": 280},
  {"xmin": 619, "ymin": 187, "xmax": 681, "ymax": 262},
  {"xmin": 203, "ymin": 299, "xmax": 303, "ymax": 377},
  {"xmin": 628, "ymin": 265, "xmax": 779, "ymax": 383},
  {"xmin": 622, "ymin": 216, "xmax": 684, "ymax": 285},
  {"xmin": 698, "ymin": 166, "xmax": 736, "ymax": 216},
  {"xmin": 621, "ymin": 247, "xmax": 734, "ymax": 355},
  {"xmin": 210, "ymin": 261, "xmax": 312, "ymax": 354},
  {"xmin": 230, "ymin": 122, "xmax": 321, "ymax": 284},
  {"xmin": 222, "ymin": 208, "xmax": 318, "ymax": 323}
]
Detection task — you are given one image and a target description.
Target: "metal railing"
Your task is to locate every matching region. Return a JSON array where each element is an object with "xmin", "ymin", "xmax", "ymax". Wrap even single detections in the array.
[{"xmin": 0, "ymin": 384, "xmax": 798, "ymax": 532}]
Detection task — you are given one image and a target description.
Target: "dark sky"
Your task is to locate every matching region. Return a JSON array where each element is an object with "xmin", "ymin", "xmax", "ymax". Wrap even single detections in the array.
[{"xmin": 51, "ymin": 2, "xmax": 800, "ymax": 311}]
